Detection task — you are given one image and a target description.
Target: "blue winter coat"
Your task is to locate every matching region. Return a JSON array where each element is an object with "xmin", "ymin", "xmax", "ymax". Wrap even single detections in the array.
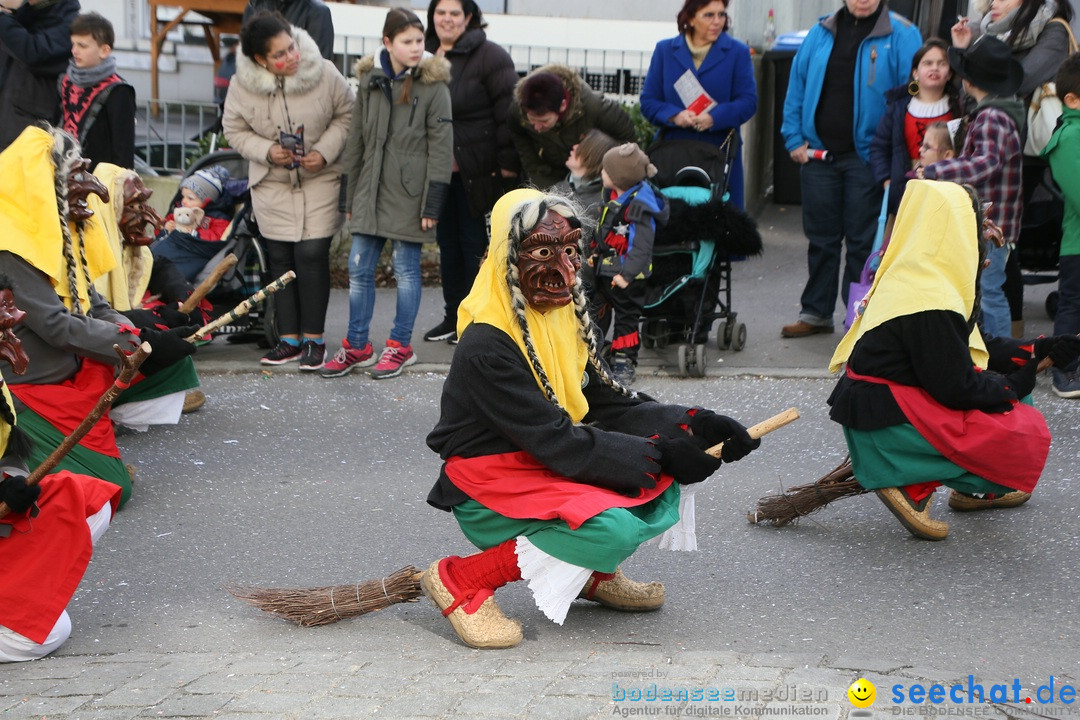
[
  {"xmin": 781, "ymin": 5, "xmax": 922, "ymax": 164},
  {"xmin": 869, "ymin": 86, "xmax": 914, "ymax": 216},
  {"xmin": 640, "ymin": 32, "xmax": 757, "ymax": 209}
]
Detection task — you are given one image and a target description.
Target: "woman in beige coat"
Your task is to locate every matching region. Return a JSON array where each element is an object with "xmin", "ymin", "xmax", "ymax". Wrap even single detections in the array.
[{"xmin": 223, "ymin": 12, "xmax": 353, "ymax": 369}]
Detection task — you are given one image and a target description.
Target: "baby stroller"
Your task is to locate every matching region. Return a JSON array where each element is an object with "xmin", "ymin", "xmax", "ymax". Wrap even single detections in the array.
[
  {"xmin": 639, "ymin": 136, "xmax": 763, "ymax": 377},
  {"xmin": 160, "ymin": 149, "xmax": 277, "ymax": 344},
  {"xmin": 1015, "ymin": 159, "xmax": 1062, "ymax": 319}
]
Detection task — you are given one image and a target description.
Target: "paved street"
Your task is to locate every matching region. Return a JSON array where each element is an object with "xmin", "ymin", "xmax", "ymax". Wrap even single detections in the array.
[{"xmin": 1, "ymin": 205, "xmax": 1076, "ymax": 720}]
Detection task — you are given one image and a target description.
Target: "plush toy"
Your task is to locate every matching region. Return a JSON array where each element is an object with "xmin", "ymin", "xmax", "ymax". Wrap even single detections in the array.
[{"xmin": 172, "ymin": 206, "xmax": 204, "ymax": 235}]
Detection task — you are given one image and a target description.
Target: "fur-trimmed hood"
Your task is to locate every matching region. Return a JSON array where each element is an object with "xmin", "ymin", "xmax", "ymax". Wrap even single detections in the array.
[
  {"xmin": 513, "ymin": 63, "xmax": 588, "ymax": 123},
  {"xmin": 234, "ymin": 26, "xmax": 326, "ymax": 96},
  {"xmin": 352, "ymin": 52, "xmax": 451, "ymax": 85}
]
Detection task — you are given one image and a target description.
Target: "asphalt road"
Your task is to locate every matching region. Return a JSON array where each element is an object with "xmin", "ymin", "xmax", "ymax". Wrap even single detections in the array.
[{"xmin": 73, "ymin": 371, "xmax": 1080, "ymax": 683}]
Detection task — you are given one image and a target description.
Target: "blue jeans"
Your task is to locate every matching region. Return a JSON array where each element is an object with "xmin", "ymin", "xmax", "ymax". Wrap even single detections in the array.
[
  {"xmin": 798, "ymin": 153, "xmax": 881, "ymax": 326},
  {"xmin": 979, "ymin": 244, "xmax": 1011, "ymax": 338},
  {"xmin": 346, "ymin": 233, "xmax": 422, "ymax": 348}
]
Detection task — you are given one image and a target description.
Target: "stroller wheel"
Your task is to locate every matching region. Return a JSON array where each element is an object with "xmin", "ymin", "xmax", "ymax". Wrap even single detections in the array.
[
  {"xmin": 676, "ymin": 345, "xmax": 690, "ymax": 377},
  {"xmin": 694, "ymin": 344, "xmax": 708, "ymax": 378},
  {"xmin": 1046, "ymin": 291, "xmax": 1059, "ymax": 320},
  {"xmin": 716, "ymin": 321, "xmax": 731, "ymax": 351},
  {"xmin": 731, "ymin": 322, "xmax": 747, "ymax": 352}
]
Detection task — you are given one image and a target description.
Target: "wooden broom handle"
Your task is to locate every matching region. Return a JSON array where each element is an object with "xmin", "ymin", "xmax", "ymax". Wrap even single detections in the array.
[
  {"xmin": 179, "ymin": 253, "xmax": 237, "ymax": 314},
  {"xmin": 186, "ymin": 270, "xmax": 295, "ymax": 342},
  {"xmin": 0, "ymin": 343, "xmax": 151, "ymax": 518},
  {"xmin": 706, "ymin": 407, "xmax": 800, "ymax": 459}
]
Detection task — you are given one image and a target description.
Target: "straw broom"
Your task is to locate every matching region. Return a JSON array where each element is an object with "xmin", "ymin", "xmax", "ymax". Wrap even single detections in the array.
[
  {"xmin": 747, "ymin": 456, "xmax": 868, "ymax": 527},
  {"xmin": 229, "ymin": 409, "xmax": 801, "ymax": 627}
]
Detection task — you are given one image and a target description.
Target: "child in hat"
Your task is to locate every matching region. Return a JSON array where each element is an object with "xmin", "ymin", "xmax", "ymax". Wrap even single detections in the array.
[
  {"xmin": 920, "ymin": 36, "xmax": 1025, "ymax": 339},
  {"xmin": 554, "ymin": 129, "xmax": 620, "ymax": 226},
  {"xmin": 587, "ymin": 142, "xmax": 669, "ymax": 384},
  {"xmin": 153, "ymin": 165, "xmax": 234, "ymax": 280}
]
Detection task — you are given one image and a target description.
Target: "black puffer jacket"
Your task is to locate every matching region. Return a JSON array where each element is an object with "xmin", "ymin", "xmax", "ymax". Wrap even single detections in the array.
[
  {"xmin": 427, "ymin": 29, "xmax": 520, "ymax": 218},
  {"xmin": 243, "ymin": 0, "xmax": 334, "ymax": 60},
  {"xmin": 0, "ymin": 0, "xmax": 80, "ymax": 151}
]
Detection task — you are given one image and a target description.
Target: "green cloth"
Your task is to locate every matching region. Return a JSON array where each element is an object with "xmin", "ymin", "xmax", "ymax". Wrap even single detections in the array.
[
  {"xmin": 17, "ymin": 407, "xmax": 131, "ymax": 508},
  {"xmin": 113, "ymin": 356, "xmax": 198, "ymax": 405},
  {"xmin": 451, "ymin": 484, "xmax": 681, "ymax": 573},
  {"xmin": 843, "ymin": 423, "xmax": 1014, "ymax": 496},
  {"xmin": 1044, "ymin": 105, "xmax": 1080, "ymax": 257}
]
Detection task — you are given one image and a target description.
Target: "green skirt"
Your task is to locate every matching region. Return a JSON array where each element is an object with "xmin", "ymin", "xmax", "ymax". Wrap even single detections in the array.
[
  {"xmin": 451, "ymin": 483, "xmax": 681, "ymax": 573},
  {"xmin": 17, "ymin": 408, "xmax": 131, "ymax": 508},
  {"xmin": 844, "ymin": 423, "xmax": 1014, "ymax": 496},
  {"xmin": 113, "ymin": 356, "xmax": 199, "ymax": 405}
]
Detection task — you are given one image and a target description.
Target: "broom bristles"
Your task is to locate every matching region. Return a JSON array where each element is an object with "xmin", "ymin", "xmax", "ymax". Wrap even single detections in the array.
[
  {"xmin": 747, "ymin": 457, "xmax": 869, "ymax": 527},
  {"xmin": 228, "ymin": 565, "xmax": 424, "ymax": 627}
]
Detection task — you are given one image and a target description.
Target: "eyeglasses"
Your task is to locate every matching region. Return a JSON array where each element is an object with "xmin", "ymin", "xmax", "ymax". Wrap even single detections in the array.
[
  {"xmin": 698, "ymin": 11, "xmax": 728, "ymax": 21},
  {"xmin": 267, "ymin": 43, "xmax": 297, "ymax": 61}
]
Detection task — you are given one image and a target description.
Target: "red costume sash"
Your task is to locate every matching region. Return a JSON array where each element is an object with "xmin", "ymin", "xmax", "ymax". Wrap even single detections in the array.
[
  {"xmin": 846, "ymin": 368, "xmax": 1049, "ymax": 492},
  {"xmin": 444, "ymin": 451, "xmax": 674, "ymax": 530},
  {"xmin": 0, "ymin": 472, "xmax": 120, "ymax": 643},
  {"xmin": 10, "ymin": 361, "xmax": 122, "ymax": 457}
]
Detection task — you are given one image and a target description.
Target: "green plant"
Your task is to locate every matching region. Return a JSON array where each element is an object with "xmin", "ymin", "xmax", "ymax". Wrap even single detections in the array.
[
  {"xmin": 186, "ymin": 131, "xmax": 231, "ymax": 169},
  {"xmin": 622, "ymin": 101, "xmax": 658, "ymax": 149}
]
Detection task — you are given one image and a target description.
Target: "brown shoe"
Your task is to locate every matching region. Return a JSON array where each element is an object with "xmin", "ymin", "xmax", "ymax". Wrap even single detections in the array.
[
  {"xmin": 781, "ymin": 321, "xmax": 835, "ymax": 338},
  {"xmin": 182, "ymin": 390, "xmax": 206, "ymax": 414},
  {"xmin": 578, "ymin": 568, "xmax": 665, "ymax": 612},
  {"xmin": 948, "ymin": 490, "xmax": 1031, "ymax": 512},
  {"xmin": 875, "ymin": 487, "xmax": 949, "ymax": 540},
  {"xmin": 420, "ymin": 559, "xmax": 523, "ymax": 649}
]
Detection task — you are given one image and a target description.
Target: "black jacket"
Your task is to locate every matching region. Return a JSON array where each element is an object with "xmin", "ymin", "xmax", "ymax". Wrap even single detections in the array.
[
  {"xmin": 74, "ymin": 80, "xmax": 136, "ymax": 171},
  {"xmin": 426, "ymin": 29, "xmax": 520, "ymax": 218},
  {"xmin": 0, "ymin": 0, "xmax": 80, "ymax": 151},
  {"xmin": 243, "ymin": 0, "xmax": 333, "ymax": 60}
]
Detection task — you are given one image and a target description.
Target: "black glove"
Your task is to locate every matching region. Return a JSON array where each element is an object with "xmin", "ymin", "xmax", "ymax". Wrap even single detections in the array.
[
  {"xmin": 120, "ymin": 308, "xmax": 165, "ymax": 331},
  {"xmin": 656, "ymin": 436, "xmax": 723, "ymax": 485},
  {"xmin": 0, "ymin": 475, "xmax": 40, "ymax": 514},
  {"xmin": 138, "ymin": 325, "xmax": 198, "ymax": 376},
  {"xmin": 154, "ymin": 303, "xmax": 197, "ymax": 329},
  {"xmin": 688, "ymin": 410, "xmax": 760, "ymax": 462},
  {"xmin": 1005, "ymin": 359, "xmax": 1038, "ymax": 400},
  {"xmin": 1034, "ymin": 335, "xmax": 1080, "ymax": 369}
]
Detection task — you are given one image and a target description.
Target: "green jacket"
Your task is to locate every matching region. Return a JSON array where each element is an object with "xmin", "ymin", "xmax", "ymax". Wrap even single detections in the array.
[
  {"xmin": 343, "ymin": 54, "xmax": 453, "ymax": 243},
  {"xmin": 508, "ymin": 63, "xmax": 636, "ymax": 189},
  {"xmin": 1044, "ymin": 105, "xmax": 1080, "ymax": 257}
]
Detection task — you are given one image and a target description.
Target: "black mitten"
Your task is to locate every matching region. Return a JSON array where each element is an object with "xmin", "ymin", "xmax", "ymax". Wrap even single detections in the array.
[
  {"xmin": 138, "ymin": 325, "xmax": 198, "ymax": 376},
  {"xmin": 656, "ymin": 436, "xmax": 723, "ymax": 485},
  {"xmin": 0, "ymin": 475, "xmax": 40, "ymax": 514},
  {"xmin": 120, "ymin": 308, "xmax": 165, "ymax": 330},
  {"xmin": 1034, "ymin": 335, "xmax": 1080, "ymax": 369},
  {"xmin": 1006, "ymin": 359, "xmax": 1038, "ymax": 400},
  {"xmin": 154, "ymin": 303, "xmax": 197, "ymax": 329},
  {"xmin": 688, "ymin": 410, "xmax": 760, "ymax": 462}
]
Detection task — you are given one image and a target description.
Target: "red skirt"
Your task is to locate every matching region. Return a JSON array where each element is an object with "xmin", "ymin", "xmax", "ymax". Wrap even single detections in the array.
[
  {"xmin": 10, "ymin": 360, "xmax": 120, "ymax": 457},
  {"xmin": 0, "ymin": 472, "xmax": 121, "ymax": 643},
  {"xmin": 444, "ymin": 451, "xmax": 673, "ymax": 531},
  {"xmin": 847, "ymin": 368, "xmax": 1050, "ymax": 492}
]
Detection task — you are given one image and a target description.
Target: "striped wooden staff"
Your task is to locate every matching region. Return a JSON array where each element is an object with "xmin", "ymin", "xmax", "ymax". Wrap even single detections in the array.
[{"xmin": 186, "ymin": 270, "xmax": 295, "ymax": 342}]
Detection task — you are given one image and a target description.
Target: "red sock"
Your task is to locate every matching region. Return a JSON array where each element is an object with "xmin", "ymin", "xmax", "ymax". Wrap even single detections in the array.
[
  {"xmin": 903, "ymin": 481, "xmax": 942, "ymax": 504},
  {"xmin": 581, "ymin": 571, "xmax": 616, "ymax": 600},
  {"xmin": 440, "ymin": 539, "xmax": 522, "ymax": 614}
]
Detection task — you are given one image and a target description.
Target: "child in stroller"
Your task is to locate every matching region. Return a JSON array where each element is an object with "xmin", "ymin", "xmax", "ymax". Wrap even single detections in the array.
[{"xmin": 154, "ymin": 164, "xmax": 242, "ymax": 281}]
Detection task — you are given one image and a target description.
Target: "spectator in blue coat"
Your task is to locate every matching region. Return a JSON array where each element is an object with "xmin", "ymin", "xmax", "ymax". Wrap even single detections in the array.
[
  {"xmin": 640, "ymin": 0, "xmax": 757, "ymax": 209},
  {"xmin": 780, "ymin": 0, "xmax": 921, "ymax": 339}
]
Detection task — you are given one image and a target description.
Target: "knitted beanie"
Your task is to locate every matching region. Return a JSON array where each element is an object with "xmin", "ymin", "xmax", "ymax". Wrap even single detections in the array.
[
  {"xmin": 180, "ymin": 166, "xmax": 228, "ymax": 205},
  {"xmin": 602, "ymin": 143, "xmax": 656, "ymax": 191}
]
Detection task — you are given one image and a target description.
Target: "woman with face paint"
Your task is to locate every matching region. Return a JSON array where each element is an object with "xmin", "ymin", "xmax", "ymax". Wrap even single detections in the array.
[
  {"xmin": 421, "ymin": 189, "xmax": 759, "ymax": 649},
  {"xmin": 223, "ymin": 11, "xmax": 354, "ymax": 371},
  {"xmin": 322, "ymin": 8, "xmax": 453, "ymax": 380}
]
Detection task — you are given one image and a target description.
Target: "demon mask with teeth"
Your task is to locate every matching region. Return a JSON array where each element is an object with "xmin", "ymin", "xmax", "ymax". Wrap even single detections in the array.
[
  {"xmin": 119, "ymin": 175, "xmax": 162, "ymax": 246},
  {"xmin": 515, "ymin": 210, "xmax": 583, "ymax": 313},
  {"xmin": 66, "ymin": 158, "xmax": 110, "ymax": 224},
  {"xmin": 0, "ymin": 282, "xmax": 29, "ymax": 376}
]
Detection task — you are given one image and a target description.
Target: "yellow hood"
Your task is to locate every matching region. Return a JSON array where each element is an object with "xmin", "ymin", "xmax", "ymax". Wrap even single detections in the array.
[
  {"xmin": 91, "ymin": 163, "xmax": 153, "ymax": 311},
  {"xmin": 830, "ymin": 180, "xmax": 988, "ymax": 373},
  {"xmin": 0, "ymin": 126, "xmax": 116, "ymax": 312},
  {"xmin": 458, "ymin": 189, "xmax": 591, "ymax": 423}
]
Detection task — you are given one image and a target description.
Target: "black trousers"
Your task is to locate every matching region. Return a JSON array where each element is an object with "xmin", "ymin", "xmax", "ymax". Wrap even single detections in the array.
[
  {"xmin": 264, "ymin": 236, "xmax": 332, "ymax": 337},
  {"xmin": 589, "ymin": 276, "xmax": 646, "ymax": 364}
]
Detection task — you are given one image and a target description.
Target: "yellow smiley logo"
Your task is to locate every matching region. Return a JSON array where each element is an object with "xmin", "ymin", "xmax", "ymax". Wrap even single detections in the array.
[{"xmin": 848, "ymin": 678, "xmax": 876, "ymax": 708}]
